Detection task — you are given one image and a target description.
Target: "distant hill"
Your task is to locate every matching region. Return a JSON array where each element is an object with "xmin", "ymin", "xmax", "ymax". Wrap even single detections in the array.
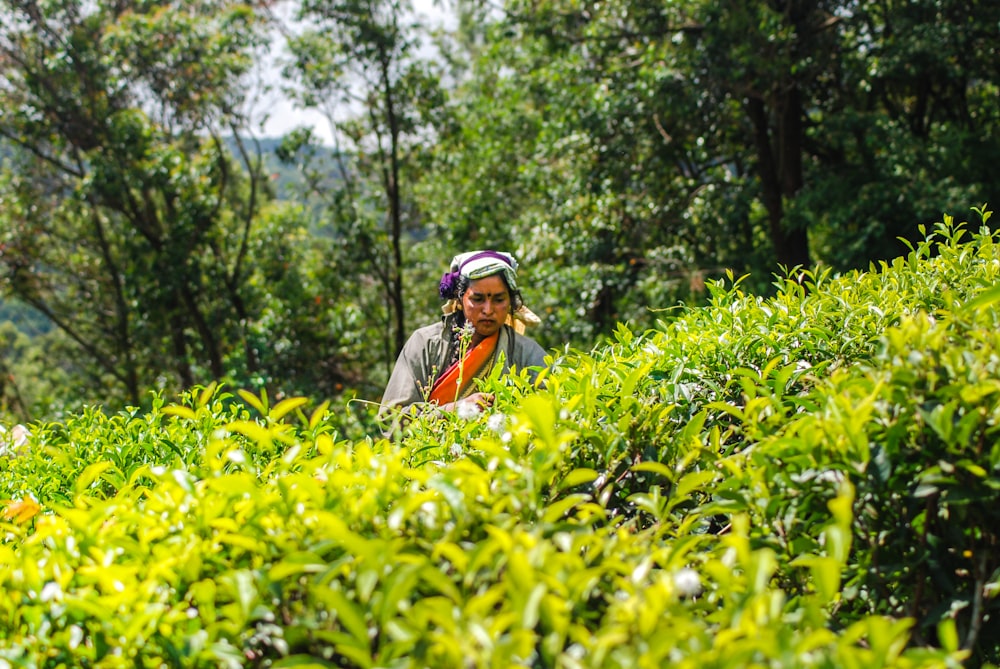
[
  {"xmin": 223, "ymin": 135, "xmax": 345, "ymax": 201},
  {"xmin": 2, "ymin": 134, "xmax": 342, "ymax": 202},
  {"xmin": 0, "ymin": 298, "xmax": 53, "ymax": 337}
]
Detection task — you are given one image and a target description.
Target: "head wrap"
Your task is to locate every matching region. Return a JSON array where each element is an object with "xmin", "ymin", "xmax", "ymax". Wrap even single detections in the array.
[
  {"xmin": 439, "ymin": 250, "xmax": 518, "ymax": 299},
  {"xmin": 438, "ymin": 249, "xmax": 540, "ymax": 331}
]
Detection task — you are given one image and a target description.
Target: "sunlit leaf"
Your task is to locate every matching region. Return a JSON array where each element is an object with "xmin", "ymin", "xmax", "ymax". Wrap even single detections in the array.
[
  {"xmin": 162, "ymin": 405, "xmax": 197, "ymax": 421},
  {"xmin": 559, "ymin": 468, "xmax": 599, "ymax": 490},
  {"xmin": 238, "ymin": 389, "xmax": 268, "ymax": 416},
  {"xmin": 75, "ymin": 461, "xmax": 112, "ymax": 496},
  {"xmin": 270, "ymin": 397, "xmax": 309, "ymax": 422},
  {"xmin": 2, "ymin": 497, "xmax": 41, "ymax": 524}
]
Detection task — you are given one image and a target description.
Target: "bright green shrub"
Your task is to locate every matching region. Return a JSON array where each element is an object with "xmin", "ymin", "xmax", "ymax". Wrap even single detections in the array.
[
  {"xmin": 2, "ymin": 212, "xmax": 996, "ymax": 667},
  {"xmin": 845, "ymin": 304, "xmax": 1000, "ymax": 658},
  {"xmin": 0, "ymin": 411, "xmax": 954, "ymax": 668}
]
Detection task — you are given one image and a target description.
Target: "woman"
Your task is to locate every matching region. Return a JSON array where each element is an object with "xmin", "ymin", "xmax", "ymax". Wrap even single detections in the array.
[{"xmin": 379, "ymin": 250, "xmax": 547, "ymax": 419}]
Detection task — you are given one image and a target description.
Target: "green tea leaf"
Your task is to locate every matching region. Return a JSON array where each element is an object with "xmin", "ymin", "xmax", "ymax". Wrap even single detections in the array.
[
  {"xmin": 272, "ymin": 656, "xmax": 339, "ymax": 668},
  {"xmin": 162, "ymin": 405, "xmax": 197, "ymax": 421},
  {"xmin": 326, "ymin": 587, "xmax": 370, "ymax": 646},
  {"xmin": 270, "ymin": 397, "xmax": 309, "ymax": 422},
  {"xmin": 238, "ymin": 389, "xmax": 268, "ymax": 415},
  {"xmin": 964, "ymin": 284, "xmax": 1000, "ymax": 313},
  {"xmin": 75, "ymin": 461, "xmax": 112, "ymax": 496},
  {"xmin": 559, "ymin": 468, "xmax": 599, "ymax": 490}
]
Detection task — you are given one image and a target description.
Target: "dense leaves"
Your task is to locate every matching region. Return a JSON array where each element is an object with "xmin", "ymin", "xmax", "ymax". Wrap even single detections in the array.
[
  {"xmin": 3, "ymin": 0, "xmax": 1000, "ymax": 417},
  {"xmin": 1, "ymin": 214, "xmax": 997, "ymax": 666},
  {"xmin": 0, "ymin": 0, "xmax": 274, "ymax": 407},
  {"xmin": 281, "ymin": 0, "xmax": 448, "ymax": 359},
  {"xmin": 422, "ymin": 0, "xmax": 1000, "ymax": 330},
  {"xmin": 0, "ymin": 0, "xmax": 389, "ymax": 416}
]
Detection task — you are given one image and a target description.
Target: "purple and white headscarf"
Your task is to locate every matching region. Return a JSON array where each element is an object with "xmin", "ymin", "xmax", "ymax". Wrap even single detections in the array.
[
  {"xmin": 439, "ymin": 250, "xmax": 518, "ymax": 299},
  {"xmin": 438, "ymin": 249, "xmax": 540, "ymax": 330}
]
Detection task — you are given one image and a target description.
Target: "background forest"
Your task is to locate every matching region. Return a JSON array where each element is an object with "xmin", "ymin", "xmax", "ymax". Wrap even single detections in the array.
[{"xmin": 1, "ymin": 0, "xmax": 998, "ymax": 423}]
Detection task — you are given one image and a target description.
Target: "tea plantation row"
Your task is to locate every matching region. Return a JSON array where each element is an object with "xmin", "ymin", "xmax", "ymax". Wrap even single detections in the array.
[{"xmin": 1, "ymin": 213, "xmax": 998, "ymax": 667}]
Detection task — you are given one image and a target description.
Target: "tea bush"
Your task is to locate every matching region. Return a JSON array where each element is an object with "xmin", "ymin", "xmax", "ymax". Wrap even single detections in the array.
[{"xmin": 1, "ymin": 211, "xmax": 997, "ymax": 667}]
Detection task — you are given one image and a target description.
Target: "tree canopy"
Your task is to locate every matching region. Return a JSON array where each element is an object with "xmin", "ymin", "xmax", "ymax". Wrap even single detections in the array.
[{"xmin": 1, "ymin": 0, "xmax": 998, "ymax": 418}]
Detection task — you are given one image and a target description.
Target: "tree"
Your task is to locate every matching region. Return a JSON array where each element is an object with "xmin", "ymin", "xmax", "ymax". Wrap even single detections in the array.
[
  {"xmin": 798, "ymin": 0, "xmax": 1000, "ymax": 269},
  {"xmin": 687, "ymin": 0, "xmax": 836, "ymax": 270},
  {"xmin": 419, "ymin": 0, "xmax": 763, "ymax": 345},
  {"xmin": 281, "ymin": 0, "xmax": 446, "ymax": 367},
  {"xmin": 0, "ymin": 0, "xmax": 273, "ymax": 406},
  {"xmin": 425, "ymin": 0, "xmax": 1000, "ymax": 324}
]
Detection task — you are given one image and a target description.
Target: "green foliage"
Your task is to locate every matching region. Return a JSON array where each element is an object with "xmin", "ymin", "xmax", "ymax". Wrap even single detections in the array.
[
  {"xmin": 8, "ymin": 0, "xmax": 1000, "ymax": 421},
  {"xmin": 2, "ymin": 213, "xmax": 998, "ymax": 666},
  {"xmin": 419, "ymin": 0, "xmax": 1000, "ymax": 351},
  {"xmin": 282, "ymin": 0, "xmax": 450, "ymax": 361},
  {"xmin": 0, "ymin": 0, "xmax": 285, "ymax": 412}
]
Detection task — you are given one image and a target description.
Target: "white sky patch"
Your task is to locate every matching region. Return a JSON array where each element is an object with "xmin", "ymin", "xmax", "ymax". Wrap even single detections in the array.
[{"xmin": 254, "ymin": 0, "xmax": 453, "ymax": 145}]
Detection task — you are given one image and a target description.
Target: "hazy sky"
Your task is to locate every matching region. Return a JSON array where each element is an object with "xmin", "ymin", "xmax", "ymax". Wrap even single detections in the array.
[{"xmin": 255, "ymin": 1, "xmax": 450, "ymax": 145}]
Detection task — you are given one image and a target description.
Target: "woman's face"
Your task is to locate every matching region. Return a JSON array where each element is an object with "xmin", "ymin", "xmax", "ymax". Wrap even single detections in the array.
[{"xmin": 461, "ymin": 274, "xmax": 511, "ymax": 339}]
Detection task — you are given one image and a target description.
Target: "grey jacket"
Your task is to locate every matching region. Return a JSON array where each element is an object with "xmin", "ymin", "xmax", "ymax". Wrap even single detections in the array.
[{"xmin": 379, "ymin": 316, "xmax": 547, "ymax": 415}]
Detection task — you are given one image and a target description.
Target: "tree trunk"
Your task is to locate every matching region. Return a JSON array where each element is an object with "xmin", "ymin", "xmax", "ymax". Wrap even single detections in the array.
[
  {"xmin": 380, "ymin": 50, "xmax": 406, "ymax": 357},
  {"xmin": 167, "ymin": 296, "xmax": 195, "ymax": 390},
  {"xmin": 180, "ymin": 282, "xmax": 225, "ymax": 381},
  {"xmin": 90, "ymin": 207, "xmax": 141, "ymax": 405},
  {"xmin": 746, "ymin": 93, "xmax": 811, "ymax": 270}
]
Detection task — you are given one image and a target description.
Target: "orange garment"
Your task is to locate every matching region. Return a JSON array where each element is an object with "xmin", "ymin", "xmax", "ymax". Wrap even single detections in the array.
[{"xmin": 428, "ymin": 332, "xmax": 499, "ymax": 405}]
